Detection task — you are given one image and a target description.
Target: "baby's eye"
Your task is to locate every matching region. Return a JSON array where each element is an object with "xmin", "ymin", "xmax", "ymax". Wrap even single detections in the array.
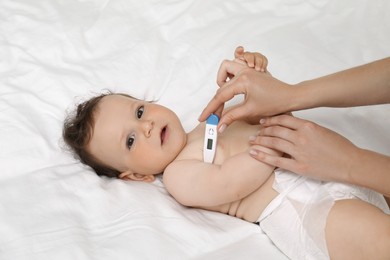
[
  {"xmin": 127, "ymin": 134, "xmax": 135, "ymax": 149},
  {"xmin": 136, "ymin": 106, "xmax": 144, "ymax": 119}
]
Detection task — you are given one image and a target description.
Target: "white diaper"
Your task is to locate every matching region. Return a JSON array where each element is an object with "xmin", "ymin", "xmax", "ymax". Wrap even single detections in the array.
[{"xmin": 257, "ymin": 168, "xmax": 390, "ymax": 260}]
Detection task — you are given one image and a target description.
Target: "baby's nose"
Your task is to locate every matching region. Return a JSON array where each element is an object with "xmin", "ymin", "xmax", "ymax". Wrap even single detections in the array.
[{"xmin": 141, "ymin": 120, "xmax": 154, "ymax": 137}]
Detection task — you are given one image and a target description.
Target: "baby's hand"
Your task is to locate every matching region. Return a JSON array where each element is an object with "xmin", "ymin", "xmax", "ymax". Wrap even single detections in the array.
[{"xmin": 234, "ymin": 46, "xmax": 268, "ymax": 72}]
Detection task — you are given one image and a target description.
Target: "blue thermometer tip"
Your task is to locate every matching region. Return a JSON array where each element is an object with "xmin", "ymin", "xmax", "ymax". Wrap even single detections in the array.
[{"xmin": 206, "ymin": 114, "xmax": 219, "ymax": 125}]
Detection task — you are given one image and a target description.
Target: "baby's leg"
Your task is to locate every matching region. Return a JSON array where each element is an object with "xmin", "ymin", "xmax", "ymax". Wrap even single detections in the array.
[{"xmin": 325, "ymin": 199, "xmax": 390, "ymax": 260}]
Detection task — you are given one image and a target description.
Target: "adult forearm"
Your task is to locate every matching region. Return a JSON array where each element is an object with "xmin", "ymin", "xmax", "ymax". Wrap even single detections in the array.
[
  {"xmin": 292, "ymin": 57, "xmax": 390, "ymax": 110},
  {"xmin": 348, "ymin": 148, "xmax": 390, "ymax": 198}
]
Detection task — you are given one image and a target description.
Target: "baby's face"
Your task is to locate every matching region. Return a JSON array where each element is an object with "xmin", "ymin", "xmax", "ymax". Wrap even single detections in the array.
[{"xmin": 88, "ymin": 94, "xmax": 187, "ymax": 178}]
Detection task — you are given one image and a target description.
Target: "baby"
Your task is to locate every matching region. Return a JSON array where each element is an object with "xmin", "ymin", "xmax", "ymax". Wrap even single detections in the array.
[{"xmin": 63, "ymin": 48, "xmax": 390, "ymax": 260}]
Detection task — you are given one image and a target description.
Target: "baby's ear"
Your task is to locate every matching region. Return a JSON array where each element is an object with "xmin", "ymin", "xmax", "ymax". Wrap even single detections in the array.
[{"xmin": 119, "ymin": 171, "xmax": 155, "ymax": 183}]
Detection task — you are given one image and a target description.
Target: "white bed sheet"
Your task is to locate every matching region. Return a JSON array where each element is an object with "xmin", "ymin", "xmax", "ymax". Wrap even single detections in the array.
[{"xmin": 1, "ymin": 0, "xmax": 389, "ymax": 259}]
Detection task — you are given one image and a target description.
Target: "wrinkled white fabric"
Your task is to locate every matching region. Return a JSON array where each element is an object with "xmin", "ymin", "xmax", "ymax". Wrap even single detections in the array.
[{"xmin": 258, "ymin": 169, "xmax": 390, "ymax": 260}]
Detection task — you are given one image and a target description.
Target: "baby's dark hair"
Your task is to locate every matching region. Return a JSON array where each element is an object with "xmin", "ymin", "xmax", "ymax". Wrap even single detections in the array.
[{"xmin": 63, "ymin": 92, "xmax": 136, "ymax": 178}]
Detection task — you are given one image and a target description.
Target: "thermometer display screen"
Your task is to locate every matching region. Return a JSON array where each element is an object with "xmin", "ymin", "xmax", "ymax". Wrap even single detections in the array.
[{"xmin": 207, "ymin": 139, "xmax": 213, "ymax": 150}]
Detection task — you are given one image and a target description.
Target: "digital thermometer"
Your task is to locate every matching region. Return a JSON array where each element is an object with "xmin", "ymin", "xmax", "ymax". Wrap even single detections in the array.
[{"xmin": 203, "ymin": 114, "xmax": 219, "ymax": 163}]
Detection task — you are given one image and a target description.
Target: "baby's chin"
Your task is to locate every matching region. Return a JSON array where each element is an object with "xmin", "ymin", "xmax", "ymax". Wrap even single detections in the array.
[{"xmin": 150, "ymin": 158, "xmax": 176, "ymax": 176}]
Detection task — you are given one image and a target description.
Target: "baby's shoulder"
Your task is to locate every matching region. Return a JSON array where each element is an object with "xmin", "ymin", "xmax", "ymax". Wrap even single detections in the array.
[
  {"xmin": 162, "ymin": 158, "xmax": 206, "ymax": 206},
  {"xmin": 164, "ymin": 156, "xmax": 199, "ymax": 178}
]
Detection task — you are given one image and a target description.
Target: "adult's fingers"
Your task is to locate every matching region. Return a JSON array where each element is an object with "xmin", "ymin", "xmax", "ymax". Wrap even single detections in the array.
[
  {"xmin": 218, "ymin": 104, "xmax": 252, "ymax": 132},
  {"xmin": 198, "ymin": 75, "xmax": 245, "ymax": 122},
  {"xmin": 233, "ymin": 58, "xmax": 247, "ymax": 66},
  {"xmin": 260, "ymin": 114, "xmax": 306, "ymax": 130},
  {"xmin": 257, "ymin": 125, "xmax": 297, "ymax": 142},
  {"xmin": 249, "ymin": 135, "xmax": 295, "ymax": 156},
  {"xmin": 249, "ymin": 148, "xmax": 298, "ymax": 172},
  {"xmin": 213, "ymin": 104, "xmax": 224, "ymax": 122},
  {"xmin": 198, "ymin": 60, "xmax": 246, "ymax": 122},
  {"xmin": 216, "ymin": 60, "xmax": 246, "ymax": 87}
]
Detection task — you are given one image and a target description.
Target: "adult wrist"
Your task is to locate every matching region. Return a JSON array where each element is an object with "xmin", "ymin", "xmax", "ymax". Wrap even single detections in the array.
[
  {"xmin": 345, "ymin": 147, "xmax": 375, "ymax": 189},
  {"xmin": 288, "ymin": 80, "xmax": 317, "ymax": 111}
]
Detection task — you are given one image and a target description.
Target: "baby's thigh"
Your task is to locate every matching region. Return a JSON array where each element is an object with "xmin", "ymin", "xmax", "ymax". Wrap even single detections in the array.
[{"xmin": 325, "ymin": 199, "xmax": 390, "ymax": 260}]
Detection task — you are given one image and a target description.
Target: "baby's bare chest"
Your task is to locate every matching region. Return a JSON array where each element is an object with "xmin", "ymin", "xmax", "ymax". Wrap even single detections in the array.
[{"xmin": 177, "ymin": 121, "xmax": 261, "ymax": 163}]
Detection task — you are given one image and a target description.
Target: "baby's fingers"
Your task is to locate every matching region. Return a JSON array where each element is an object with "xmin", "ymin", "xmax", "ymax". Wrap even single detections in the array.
[
  {"xmin": 234, "ymin": 46, "xmax": 245, "ymax": 59},
  {"xmin": 255, "ymin": 54, "xmax": 268, "ymax": 72},
  {"xmin": 243, "ymin": 52, "xmax": 255, "ymax": 68}
]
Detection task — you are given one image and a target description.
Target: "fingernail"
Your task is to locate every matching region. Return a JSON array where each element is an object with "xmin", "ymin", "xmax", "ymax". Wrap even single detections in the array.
[
  {"xmin": 259, "ymin": 118, "xmax": 265, "ymax": 124},
  {"xmin": 249, "ymin": 135, "xmax": 256, "ymax": 141},
  {"xmin": 249, "ymin": 149, "xmax": 258, "ymax": 156},
  {"xmin": 218, "ymin": 124, "xmax": 226, "ymax": 133}
]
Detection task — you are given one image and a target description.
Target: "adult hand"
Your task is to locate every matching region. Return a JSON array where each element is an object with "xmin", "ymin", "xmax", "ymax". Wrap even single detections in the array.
[
  {"xmin": 249, "ymin": 114, "xmax": 359, "ymax": 183},
  {"xmin": 199, "ymin": 61, "xmax": 294, "ymax": 132},
  {"xmin": 250, "ymin": 114, "xmax": 390, "ymax": 198}
]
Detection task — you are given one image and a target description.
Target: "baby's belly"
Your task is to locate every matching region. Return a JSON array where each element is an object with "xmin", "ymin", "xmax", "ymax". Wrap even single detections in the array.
[{"xmin": 204, "ymin": 173, "xmax": 279, "ymax": 223}]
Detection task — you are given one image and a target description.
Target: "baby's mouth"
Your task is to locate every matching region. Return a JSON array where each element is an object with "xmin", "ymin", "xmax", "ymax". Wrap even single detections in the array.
[{"xmin": 160, "ymin": 126, "xmax": 167, "ymax": 145}]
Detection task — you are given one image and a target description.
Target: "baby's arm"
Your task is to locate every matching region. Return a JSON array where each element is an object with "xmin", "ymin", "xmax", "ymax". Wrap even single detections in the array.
[{"xmin": 163, "ymin": 145, "xmax": 277, "ymax": 208}]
